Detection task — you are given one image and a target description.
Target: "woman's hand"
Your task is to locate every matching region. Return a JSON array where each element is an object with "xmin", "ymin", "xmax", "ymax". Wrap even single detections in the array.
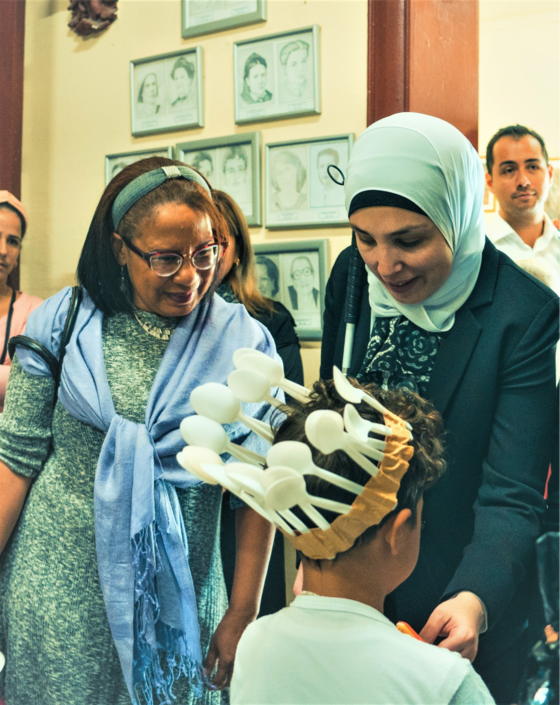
[
  {"xmin": 203, "ymin": 506, "xmax": 275, "ymax": 689},
  {"xmin": 204, "ymin": 606, "xmax": 256, "ymax": 689},
  {"xmin": 419, "ymin": 592, "xmax": 486, "ymax": 662}
]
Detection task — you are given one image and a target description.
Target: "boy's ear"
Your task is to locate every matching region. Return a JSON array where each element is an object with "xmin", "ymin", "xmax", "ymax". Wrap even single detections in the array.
[{"xmin": 383, "ymin": 509, "xmax": 413, "ymax": 556}]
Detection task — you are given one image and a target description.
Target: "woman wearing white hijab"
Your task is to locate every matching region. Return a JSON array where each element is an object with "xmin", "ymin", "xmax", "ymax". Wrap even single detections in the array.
[{"xmin": 321, "ymin": 113, "xmax": 559, "ymax": 703}]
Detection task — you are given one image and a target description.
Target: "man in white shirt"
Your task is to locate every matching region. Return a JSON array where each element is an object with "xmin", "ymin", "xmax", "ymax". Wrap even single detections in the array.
[{"xmin": 485, "ymin": 125, "xmax": 559, "ymax": 292}]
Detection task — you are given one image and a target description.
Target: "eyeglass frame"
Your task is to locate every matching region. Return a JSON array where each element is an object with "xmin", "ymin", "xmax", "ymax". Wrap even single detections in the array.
[
  {"xmin": 291, "ymin": 266, "xmax": 314, "ymax": 281},
  {"xmin": 117, "ymin": 233, "xmax": 228, "ymax": 277}
]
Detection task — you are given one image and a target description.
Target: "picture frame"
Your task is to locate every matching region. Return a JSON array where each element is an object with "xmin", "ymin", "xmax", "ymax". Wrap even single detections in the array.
[
  {"xmin": 252, "ymin": 239, "xmax": 328, "ymax": 340},
  {"xmin": 131, "ymin": 48, "xmax": 203, "ymax": 137},
  {"xmin": 176, "ymin": 132, "xmax": 262, "ymax": 227},
  {"xmin": 105, "ymin": 147, "xmax": 175, "ymax": 185},
  {"xmin": 481, "ymin": 157, "xmax": 496, "ymax": 213},
  {"xmin": 182, "ymin": 0, "xmax": 266, "ymax": 39},
  {"xmin": 265, "ymin": 134, "xmax": 353, "ymax": 229},
  {"xmin": 544, "ymin": 158, "xmax": 559, "ymax": 226},
  {"xmin": 234, "ymin": 25, "xmax": 320, "ymax": 125}
]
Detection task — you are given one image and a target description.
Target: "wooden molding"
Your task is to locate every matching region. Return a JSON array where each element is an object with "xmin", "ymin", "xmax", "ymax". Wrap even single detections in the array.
[
  {"xmin": 368, "ymin": 0, "xmax": 409, "ymax": 126},
  {"xmin": 367, "ymin": 0, "xmax": 478, "ymax": 149},
  {"xmin": 0, "ymin": 0, "xmax": 26, "ymax": 290}
]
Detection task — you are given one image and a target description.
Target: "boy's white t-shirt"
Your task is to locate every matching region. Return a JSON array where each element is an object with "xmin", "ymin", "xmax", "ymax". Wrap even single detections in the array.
[{"xmin": 231, "ymin": 595, "xmax": 495, "ymax": 705}]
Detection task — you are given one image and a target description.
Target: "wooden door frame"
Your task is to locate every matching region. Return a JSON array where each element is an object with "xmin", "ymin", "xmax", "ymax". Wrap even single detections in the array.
[
  {"xmin": 367, "ymin": 0, "xmax": 478, "ymax": 149},
  {"xmin": 0, "ymin": 0, "xmax": 26, "ymax": 289}
]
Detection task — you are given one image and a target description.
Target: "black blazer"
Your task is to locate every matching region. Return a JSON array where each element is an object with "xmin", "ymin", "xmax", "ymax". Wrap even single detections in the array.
[
  {"xmin": 321, "ymin": 239, "xmax": 559, "ymax": 667},
  {"xmin": 254, "ymin": 300, "xmax": 304, "ymax": 386}
]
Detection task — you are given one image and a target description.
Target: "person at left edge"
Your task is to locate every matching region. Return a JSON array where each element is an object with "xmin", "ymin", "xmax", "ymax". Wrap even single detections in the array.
[
  {"xmin": 0, "ymin": 158, "xmax": 278, "ymax": 705},
  {"xmin": 320, "ymin": 113, "xmax": 558, "ymax": 703},
  {"xmin": 0, "ymin": 192, "xmax": 42, "ymax": 412}
]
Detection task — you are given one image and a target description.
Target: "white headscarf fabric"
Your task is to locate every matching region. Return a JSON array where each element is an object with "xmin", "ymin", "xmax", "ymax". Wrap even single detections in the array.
[{"xmin": 345, "ymin": 113, "xmax": 486, "ymax": 333}]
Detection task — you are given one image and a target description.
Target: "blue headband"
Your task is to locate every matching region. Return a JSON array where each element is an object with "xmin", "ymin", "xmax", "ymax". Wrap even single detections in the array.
[{"xmin": 112, "ymin": 165, "xmax": 211, "ymax": 231}]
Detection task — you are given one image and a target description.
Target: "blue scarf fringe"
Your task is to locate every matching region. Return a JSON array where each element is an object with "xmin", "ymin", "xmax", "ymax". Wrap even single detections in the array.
[{"xmin": 131, "ymin": 525, "xmax": 205, "ymax": 705}]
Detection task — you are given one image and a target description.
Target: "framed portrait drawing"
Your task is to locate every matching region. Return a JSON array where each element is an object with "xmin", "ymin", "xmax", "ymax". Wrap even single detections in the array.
[
  {"xmin": 176, "ymin": 132, "xmax": 262, "ymax": 227},
  {"xmin": 105, "ymin": 147, "xmax": 174, "ymax": 185},
  {"xmin": 544, "ymin": 158, "xmax": 559, "ymax": 226},
  {"xmin": 131, "ymin": 48, "xmax": 203, "ymax": 137},
  {"xmin": 234, "ymin": 25, "xmax": 320, "ymax": 125},
  {"xmin": 252, "ymin": 239, "xmax": 328, "ymax": 340},
  {"xmin": 182, "ymin": 0, "xmax": 266, "ymax": 39},
  {"xmin": 265, "ymin": 134, "xmax": 353, "ymax": 229},
  {"xmin": 481, "ymin": 157, "xmax": 496, "ymax": 213}
]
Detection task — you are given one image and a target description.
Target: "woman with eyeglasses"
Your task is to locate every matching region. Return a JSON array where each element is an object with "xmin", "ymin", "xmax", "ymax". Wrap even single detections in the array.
[
  {"xmin": 0, "ymin": 158, "xmax": 278, "ymax": 705},
  {"xmin": 288, "ymin": 255, "xmax": 319, "ymax": 312}
]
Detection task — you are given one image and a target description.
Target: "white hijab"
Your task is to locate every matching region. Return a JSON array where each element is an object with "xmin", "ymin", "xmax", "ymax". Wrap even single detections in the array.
[{"xmin": 345, "ymin": 112, "xmax": 486, "ymax": 333}]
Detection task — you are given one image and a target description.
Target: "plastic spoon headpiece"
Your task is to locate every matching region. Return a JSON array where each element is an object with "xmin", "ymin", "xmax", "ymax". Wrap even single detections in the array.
[
  {"xmin": 177, "ymin": 446, "xmax": 224, "ymax": 484},
  {"xmin": 190, "ymin": 383, "xmax": 241, "ymax": 424},
  {"xmin": 228, "ymin": 369, "xmax": 271, "ymax": 404}
]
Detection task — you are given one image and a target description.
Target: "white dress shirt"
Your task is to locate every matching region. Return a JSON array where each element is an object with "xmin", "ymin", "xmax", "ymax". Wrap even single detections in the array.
[
  {"xmin": 486, "ymin": 211, "xmax": 560, "ymax": 293},
  {"xmin": 231, "ymin": 594, "xmax": 495, "ymax": 705}
]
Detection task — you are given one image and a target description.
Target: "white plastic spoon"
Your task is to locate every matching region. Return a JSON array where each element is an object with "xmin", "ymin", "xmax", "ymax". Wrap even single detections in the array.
[
  {"xmin": 236, "ymin": 352, "xmax": 311, "ymax": 402},
  {"xmin": 222, "ymin": 464, "xmax": 296, "ymax": 533},
  {"xmin": 264, "ymin": 469, "xmax": 328, "ymax": 531},
  {"xmin": 227, "ymin": 369, "xmax": 284, "ymax": 409},
  {"xmin": 226, "ymin": 464, "xmax": 305, "ymax": 533},
  {"xmin": 305, "ymin": 410, "xmax": 380, "ymax": 476},
  {"xmin": 177, "ymin": 446, "xmax": 225, "ymax": 485},
  {"xmin": 180, "ymin": 414, "xmax": 266, "ymax": 466},
  {"xmin": 232, "ymin": 347, "xmax": 260, "ymax": 368},
  {"xmin": 332, "ymin": 366, "xmax": 413, "ymax": 432},
  {"xmin": 302, "ymin": 408, "xmax": 384, "ymax": 461},
  {"xmin": 307, "ymin": 409, "xmax": 385, "ymax": 462},
  {"xmin": 240, "ymin": 489, "xmax": 295, "ymax": 532},
  {"xmin": 190, "ymin": 383, "xmax": 274, "ymax": 444},
  {"xmin": 343, "ymin": 405, "xmax": 389, "ymax": 450},
  {"xmin": 267, "ymin": 441, "xmax": 364, "ymax": 495},
  {"xmin": 226, "ymin": 463, "xmax": 267, "ymax": 499},
  {"xmin": 264, "ymin": 466, "xmax": 352, "ymax": 529}
]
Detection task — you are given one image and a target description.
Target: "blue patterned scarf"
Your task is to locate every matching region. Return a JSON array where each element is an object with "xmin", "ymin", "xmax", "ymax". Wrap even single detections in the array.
[
  {"xmin": 357, "ymin": 316, "xmax": 442, "ymax": 396},
  {"xmin": 15, "ymin": 287, "xmax": 277, "ymax": 704}
]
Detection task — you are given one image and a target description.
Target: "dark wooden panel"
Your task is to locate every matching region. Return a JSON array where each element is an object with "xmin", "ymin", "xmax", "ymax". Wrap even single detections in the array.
[
  {"xmin": 367, "ymin": 0, "xmax": 478, "ymax": 149},
  {"xmin": 408, "ymin": 0, "xmax": 478, "ymax": 149},
  {"xmin": 0, "ymin": 0, "xmax": 26, "ymax": 289},
  {"xmin": 368, "ymin": 0, "xmax": 409, "ymax": 126}
]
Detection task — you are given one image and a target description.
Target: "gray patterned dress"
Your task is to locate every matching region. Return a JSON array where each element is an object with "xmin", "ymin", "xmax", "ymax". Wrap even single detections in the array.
[{"xmin": 0, "ymin": 310, "xmax": 230, "ymax": 705}]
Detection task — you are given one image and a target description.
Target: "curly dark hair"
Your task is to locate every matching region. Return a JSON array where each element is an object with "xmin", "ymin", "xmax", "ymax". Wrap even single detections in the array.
[{"xmin": 273, "ymin": 378, "xmax": 446, "ymax": 551}]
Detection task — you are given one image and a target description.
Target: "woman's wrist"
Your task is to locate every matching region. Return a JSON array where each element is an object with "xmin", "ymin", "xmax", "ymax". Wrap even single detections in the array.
[
  {"xmin": 225, "ymin": 601, "xmax": 259, "ymax": 621},
  {"xmin": 447, "ymin": 591, "xmax": 487, "ymax": 634}
]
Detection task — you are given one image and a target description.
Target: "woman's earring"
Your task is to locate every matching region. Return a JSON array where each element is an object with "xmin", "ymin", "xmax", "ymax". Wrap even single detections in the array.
[
  {"xmin": 234, "ymin": 259, "xmax": 240, "ymax": 268},
  {"xmin": 121, "ymin": 266, "xmax": 127, "ymax": 292}
]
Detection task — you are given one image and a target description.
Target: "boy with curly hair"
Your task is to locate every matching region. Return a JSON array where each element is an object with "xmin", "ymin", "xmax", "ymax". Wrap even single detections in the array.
[{"xmin": 231, "ymin": 380, "xmax": 495, "ymax": 704}]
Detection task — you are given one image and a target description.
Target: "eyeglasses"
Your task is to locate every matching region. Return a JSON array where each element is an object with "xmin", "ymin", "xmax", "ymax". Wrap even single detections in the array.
[
  {"xmin": 291, "ymin": 267, "xmax": 313, "ymax": 280},
  {"xmin": 119, "ymin": 235, "xmax": 226, "ymax": 278}
]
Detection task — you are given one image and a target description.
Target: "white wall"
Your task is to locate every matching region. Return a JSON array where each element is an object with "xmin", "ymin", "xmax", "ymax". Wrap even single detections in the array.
[
  {"xmin": 479, "ymin": 0, "xmax": 559, "ymax": 156},
  {"xmin": 20, "ymin": 0, "xmax": 369, "ymax": 387}
]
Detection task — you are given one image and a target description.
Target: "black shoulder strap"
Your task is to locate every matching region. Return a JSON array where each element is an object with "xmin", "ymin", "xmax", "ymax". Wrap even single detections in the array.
[
  {"xmin": 58, "ymin": 285, "xmax": 83, "ymax": 375},
  {"xmin": 8, "ymin": 286, "xmax": 82, "ymax": 386},
  {"xmin": 0, "ymin": 288, "xmax": 17, "ymax": 365}
]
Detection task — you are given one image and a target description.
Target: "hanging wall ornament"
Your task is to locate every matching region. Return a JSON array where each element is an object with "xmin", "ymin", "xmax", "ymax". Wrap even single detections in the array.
[{"xmin": 68, "ymin": 0, "xmax": 117, "ymax": 36}]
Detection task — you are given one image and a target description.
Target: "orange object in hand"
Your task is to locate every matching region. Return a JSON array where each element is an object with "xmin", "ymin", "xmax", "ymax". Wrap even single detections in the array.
[{"xmin": 396, "ymin": 621, "xmax": 425, "ymax": 642}]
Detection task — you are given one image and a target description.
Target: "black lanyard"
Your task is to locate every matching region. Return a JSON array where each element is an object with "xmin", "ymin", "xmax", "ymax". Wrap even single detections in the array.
[{"xmin": 0, "ymin": 289, "xmax": 17, "ymax": 365}]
